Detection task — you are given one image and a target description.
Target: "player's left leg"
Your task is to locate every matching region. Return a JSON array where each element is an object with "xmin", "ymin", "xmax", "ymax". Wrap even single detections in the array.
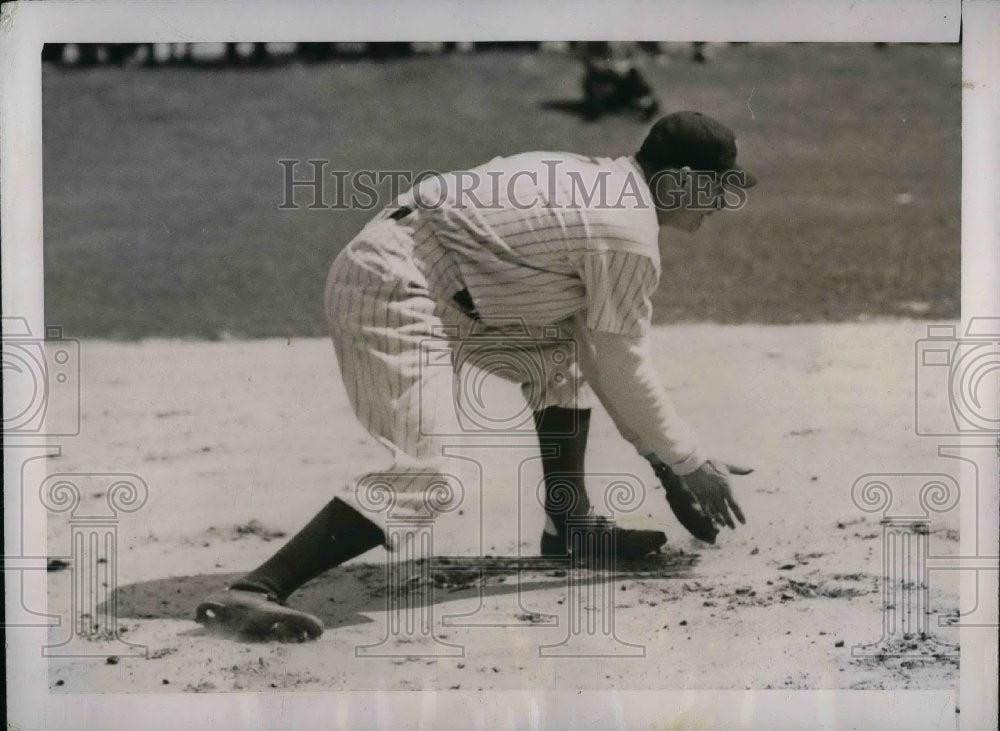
[
  {"xmin": 518, "ymin": 322, "xmax": 667, "ymax": 558},
  {"xmin": 533, "ymin": 404, "xmax": 593, "ymax": 554},
  {"xmin": 532, "ymin": 403, "xmax": 666, "ymax": 559}
]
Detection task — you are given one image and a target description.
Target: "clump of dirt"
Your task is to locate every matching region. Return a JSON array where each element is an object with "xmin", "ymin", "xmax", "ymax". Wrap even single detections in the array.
[
  {"xmin": 185, "ymin": 681, "xmax": 216, "ymax": 692},
  {"xmin": 835, "ymin": 517, "xmax": 867, "ymax": 529},
  {"xmin": 205, "ymin": 520, "xmax": 287, "ymax": 542},
  {"xmin": 695, "ymin": 571, "xmax": 878, "ymax": 611},
  {"xmin": 851, "ymin": 632, "xmax": 959, "ymax": 669},
  {"xmin": 432, "ymin": 569, "xmax": 482, "ymax": 591},
  {"xmin": 515, "ymin": 612, "xmax": 549, "ymax": 624},
  {"xmin": 782, "ymin": 576, "xmax": 875, "ymax": 599},
  {"xmin": 932, "ymin": 528, "xmax": 960, "ymax": 542}
]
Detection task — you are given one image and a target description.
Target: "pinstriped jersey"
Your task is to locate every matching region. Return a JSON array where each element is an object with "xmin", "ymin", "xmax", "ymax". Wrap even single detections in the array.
[{"xmin": 401, "ymin": 152, "xmax": 661, "ymax": 337}]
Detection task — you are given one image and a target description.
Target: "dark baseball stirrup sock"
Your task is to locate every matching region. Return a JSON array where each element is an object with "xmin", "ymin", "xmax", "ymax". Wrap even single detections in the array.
[
  {"xmin": 231, "ymin": 498, "xmax": 386, "ymax": 602},
  {"xmin": 533, "ymin": 406, "xmax": 592, "ymax": 534}
]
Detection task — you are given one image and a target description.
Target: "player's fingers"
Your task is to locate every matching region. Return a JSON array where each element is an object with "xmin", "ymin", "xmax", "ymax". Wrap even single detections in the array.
[
  {"xmin": 728, "ymin": 494, "xmax": 747, "ymax": 525},
  {"xmin": 712, "ymin": 496, "xmax": 735, "ymax": 529},
  {"xmin": 696, "ymin": 496, "xmax": 720, "ymax": 526},
  {"xmin": 725, "ymin": 463, "xmax": 754, "ymax": 475}
]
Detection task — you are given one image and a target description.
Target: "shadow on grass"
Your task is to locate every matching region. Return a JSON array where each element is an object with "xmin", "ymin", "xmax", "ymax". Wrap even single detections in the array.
[
  {"xmin": 541, "ymin": 98, "xmax": 659, "ymax": 126},
  {"xmin": 539, "ymin": 98, "xmax": 592, "ymax": 119}
]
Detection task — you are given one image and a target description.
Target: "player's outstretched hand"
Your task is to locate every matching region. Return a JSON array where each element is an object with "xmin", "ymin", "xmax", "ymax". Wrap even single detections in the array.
[
  {"xmin": 682, "ymin": 460, "xmax": 747, "ymax": 530},
  {"xmin": 651, "ymin": 460, "xmax": 718, "ymax": 543}
]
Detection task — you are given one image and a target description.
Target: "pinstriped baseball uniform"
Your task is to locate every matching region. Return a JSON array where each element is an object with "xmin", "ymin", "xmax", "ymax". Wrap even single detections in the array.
[{"xmin": 325, "ymin": 152, "xmax": 704, "ymax": 519}]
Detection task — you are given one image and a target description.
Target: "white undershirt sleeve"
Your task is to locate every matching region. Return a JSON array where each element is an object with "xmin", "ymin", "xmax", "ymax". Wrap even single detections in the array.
[{"xmin": 573, "ymin": 318, "xmax": 706, "ymax": 475}]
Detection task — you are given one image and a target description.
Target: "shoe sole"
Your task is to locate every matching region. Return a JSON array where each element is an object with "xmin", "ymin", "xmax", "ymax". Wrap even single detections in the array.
[{"xmin": 195, "ymin": 591, "xmax": 324, "ymax": 641}]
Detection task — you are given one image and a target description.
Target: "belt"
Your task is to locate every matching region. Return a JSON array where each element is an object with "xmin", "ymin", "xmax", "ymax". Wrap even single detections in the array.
[
  {"xmin": 452, "ymin": 288, "xmax": 480, "ymax": 320},
  {"xmin": 388, "ymin": 205, "xmax": 478, "ymax": 320}
]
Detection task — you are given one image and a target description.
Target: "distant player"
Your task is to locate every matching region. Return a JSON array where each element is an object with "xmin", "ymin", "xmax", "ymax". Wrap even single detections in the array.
[
  {"xmin": 197, "ymin": 111, "xmax": 756, "ymax": 641},
  {"xmin": 581, "ymin": 41, "xmax": 660, "ymax": 121}
]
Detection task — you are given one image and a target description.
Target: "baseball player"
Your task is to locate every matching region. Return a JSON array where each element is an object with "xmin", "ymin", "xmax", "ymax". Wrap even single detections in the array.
[
  {"xmin": 197, "ymin": 111, "xmax": 755, "ymax": 641},
  {"xmin": 581, "ymin": 41, "xmax": 660, "ymax": 121}
]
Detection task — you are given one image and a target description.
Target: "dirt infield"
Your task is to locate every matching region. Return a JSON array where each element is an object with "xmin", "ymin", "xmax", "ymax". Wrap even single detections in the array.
[{"xmin": 45, "ymin": 320, "xmax": 960, "ymax": 692}]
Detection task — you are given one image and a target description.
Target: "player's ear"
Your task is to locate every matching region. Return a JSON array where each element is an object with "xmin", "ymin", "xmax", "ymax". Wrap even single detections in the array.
[
  {"xmin": 678, "ymin": 166, "xmax": 694, "ymax": 193},
  {"xmin": 672, "ymin": 166, "xmax": 696, "ymax": 208},
  {"xmin": 650, "ymin": 167, "xmax": 682, "ymax": 209}
]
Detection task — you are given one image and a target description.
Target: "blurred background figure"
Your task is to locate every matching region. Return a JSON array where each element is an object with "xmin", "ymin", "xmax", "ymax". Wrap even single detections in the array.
[
  {"xmin": 226, "ymin": 42, "xmax": 270, "ymax": 65},
  {"xmin": 580, "ymin": 41, "xmax": 660, "ymax": 121}
]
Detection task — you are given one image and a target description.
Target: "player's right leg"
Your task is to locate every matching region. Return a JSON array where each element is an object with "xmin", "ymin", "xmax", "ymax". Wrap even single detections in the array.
[
  {"xmin": 197, "ymin": 219, "xmax": 450, "ymax": 641},
  {"xmin": 196, "ymin": 497, "xmax": 386, "ymax": 641}
]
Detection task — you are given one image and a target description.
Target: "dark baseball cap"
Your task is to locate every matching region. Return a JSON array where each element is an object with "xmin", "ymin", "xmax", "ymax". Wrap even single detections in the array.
[{"xmin": 638, "ymin": 111, "xmax": 757, "ymax": 187}]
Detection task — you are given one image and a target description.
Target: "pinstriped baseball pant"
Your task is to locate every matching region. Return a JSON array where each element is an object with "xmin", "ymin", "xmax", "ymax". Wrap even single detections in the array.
[{"xmin": 324, "ymin": 213, "xmax": 593, "ymax": 521}]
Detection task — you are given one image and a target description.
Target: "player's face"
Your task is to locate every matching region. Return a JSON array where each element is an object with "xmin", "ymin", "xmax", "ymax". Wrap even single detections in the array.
[
  {"xmin": 653, "ymin": 170, "xmax": 724, "ymax": 231},
  {"xmin": 664, "ymin": 189, "xmax": 723, "ymax": 232}
]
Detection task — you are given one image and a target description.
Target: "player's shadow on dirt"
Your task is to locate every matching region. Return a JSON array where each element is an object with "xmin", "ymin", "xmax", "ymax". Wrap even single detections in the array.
[
  {"xmin": 113, "ymin": 564, "xmax": 568, "ymax": 630},
  {"xmin": 112, "ymin": 554, "xmax": 696, "ymax": 630}
]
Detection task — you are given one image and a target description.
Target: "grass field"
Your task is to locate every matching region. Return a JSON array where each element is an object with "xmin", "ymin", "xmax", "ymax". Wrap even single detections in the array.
[{"xmin": 42, "ymin": 43, "xmax": 961, "ymax": 339}]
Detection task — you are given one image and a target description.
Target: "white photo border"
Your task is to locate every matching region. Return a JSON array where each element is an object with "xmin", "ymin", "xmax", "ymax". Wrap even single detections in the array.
[{"xmin": 2, "ymin": 1, "xmax": 995, "ymax": 729}]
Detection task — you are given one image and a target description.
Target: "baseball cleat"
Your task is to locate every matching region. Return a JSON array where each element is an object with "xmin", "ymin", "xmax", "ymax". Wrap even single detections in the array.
[
  {"xmin": 540, "ymin": 518, "xmax": 667, "ymax": 560},
  {"xmin": 195, "ymin": 589, "xmax": 324, "ymax": 642}
]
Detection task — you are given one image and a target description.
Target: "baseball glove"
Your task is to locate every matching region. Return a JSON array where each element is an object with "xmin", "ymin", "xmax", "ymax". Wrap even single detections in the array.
[{"xmin": 651, "ymin": 461, "xmax": 720, "ymax": 544}]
